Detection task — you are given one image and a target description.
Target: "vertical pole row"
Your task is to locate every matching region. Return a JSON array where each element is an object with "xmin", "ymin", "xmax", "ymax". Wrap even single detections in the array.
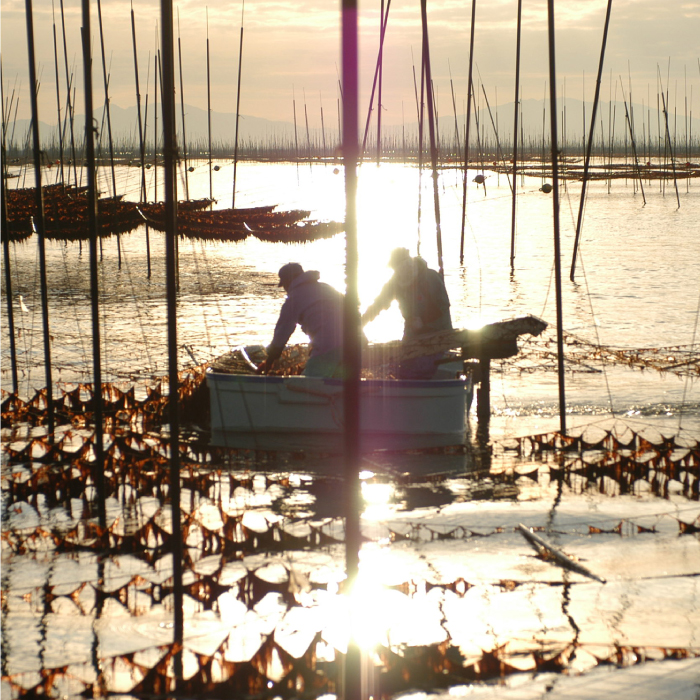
[
  {"xmin": 231, "ymin": 2, "xmax": 244, "ymax": 208},
  {"xmin": 509, "ymin": 0, "xmax": 522, "ymax": 270},
  {"xmin": 420, "ymin": 0, "xmax": 444, "ymax": 277},
  {"xmin": 341, "ymin": 0, "xmax": 361, "ymax": 697},
  {"xmin": 25, "ymin": 0, "xmax": 55, "ymax": 436},
  {"xmin": 546, "ymin": 0, "xmax": 567, "ymax": 436},
  {"xmin": 459, "ymin": 0, "xmax": 476, "ymax": 265},
  {"xmin": 570, "ymin": 0, "xmax": 613, "ymax": 281},
  {"xmin": 81, "ymin": 0, "xmax": 106, "ymax": 529},
  {"xmin": 160, "ymin": 0, "xmax": 184, "ymax": 683}
]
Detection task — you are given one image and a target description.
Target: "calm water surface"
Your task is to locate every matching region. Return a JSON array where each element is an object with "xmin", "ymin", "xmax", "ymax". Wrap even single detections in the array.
[
  {"xmin": 3, "ymin": 160, "xmax": 699, "ymax": 437},
  {"xmin": 1, "ymin": 161, "xmax": 699, "ymax": 698}
]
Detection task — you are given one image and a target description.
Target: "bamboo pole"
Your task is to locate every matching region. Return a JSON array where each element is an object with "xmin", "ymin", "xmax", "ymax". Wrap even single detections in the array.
[
  {"xmin": 25, "ymin": 0, "xmax": 55, "ymax": 436},
  {"xmin": 51, "ymin": 3, "xmax": 65, "ymax": 188},
  {"xmin": 570, "ymin": 0, "xmax": 612, "ymax": 281},
  {"xmin": 620, "ymin": 80, "xmax": 647, "ymax": 204},
  {"xmin": 459, "ymin": 0, "xmax": 476, "ymax": 265},
  {"xmin": 206, "ymin": 9, "xmax": 213, "ymax": 204},
  {"xmin": 81, "ymin": 0, "xmax": 106, "ymax": 529},
  {"xmin": 509, "ymin": 0, "xmax": 522, "ymax": 269},
  {"xmin": 546, "ymin": 0, "xmax": 567, "ymax": 436},
  {"xmin": 420, "ymin": 0, "xmax": 444, "ymax": 277},
  {"xmin": 1, "ymin": 63, "xmax": 18, "ymax": 392},
  {"xmin": 154, "ymin": 52, "xmax": 158, "ymax": 202},
  {"xmin": 159, "ymin": 0, "xmax": 184, "ymax": 683},
  {"xmin": 377, "ymin": 0, "xmax": 385, "ymax": 163},
  {"xmin": 360, "ymin": 0, "xmax": 391, "ymax": 162},
  {"xmin": 231, "ymin": 1, "xmax": 244, "ymax": 207},
  {"xmin": 177, "ymin": 10, "xmax": 190, "ymax": 200},
  {"xmin": 96, "ymin": 0, "xmax": 122, "ymax": 267},
  {"xmin": 341, "ymin": 0, "xmax": 361, "ymax": 695},
  {"xmin": 59, "ymin": 0, "xmax": 79, "ymax": 187},
  {"xmin": 659, "ymin": 71, "xmax": 681, "ymax": 208}
]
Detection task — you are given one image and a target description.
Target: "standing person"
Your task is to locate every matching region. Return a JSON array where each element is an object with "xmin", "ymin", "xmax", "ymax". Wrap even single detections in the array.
[
  {"xmin": 361, "ymin": 247, "xmax": 452, "ymax": 379},
  {"xmin": 257, "ymin": 262, "xmax": 346, "ymax": 377}
]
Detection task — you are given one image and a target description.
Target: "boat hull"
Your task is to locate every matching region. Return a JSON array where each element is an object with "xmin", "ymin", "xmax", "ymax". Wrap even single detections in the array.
[{"xmin": 207, "ymin": 371, "xmax": 472, "ymax": 451}]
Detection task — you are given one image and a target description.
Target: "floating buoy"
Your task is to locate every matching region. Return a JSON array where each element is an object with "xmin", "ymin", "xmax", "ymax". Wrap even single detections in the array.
[
  {"xmin": 474, "ymin": 174, "xmax": 485, "ymax": 185},
  {"xmin": 146, "ymin": 163, "xmax": 152, "ymax": 169},
  {"xmin": 213, "ymin": 165, "xmax": 221, "ymax": 171},
  {"xmin": 333, "ymin": 167, "xmax": 339, "ymax": 175},
  {"xmin": 540, "ymin": 183, "xmax": 553, "ymax": 194},
  {"xmin": 188, "ymin": 166, "xmax": 195, "ymax": 172}
]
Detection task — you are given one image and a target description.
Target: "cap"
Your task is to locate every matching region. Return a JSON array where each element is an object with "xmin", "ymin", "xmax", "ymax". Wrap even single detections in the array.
[
  {"xmin": 388, "ymin": 247, "xmax": 411, "ymax": 269},
  {"xmin": 278, "ymin": 262, "xmax": 304, "ymax": 288}
]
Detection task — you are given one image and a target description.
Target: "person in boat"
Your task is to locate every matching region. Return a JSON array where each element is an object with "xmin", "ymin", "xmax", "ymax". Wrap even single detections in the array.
[
  {"xmin": 361, "ymin": 247, "xmax": 452, "ymax": 379},
  {"xmin": 257, "ymin": 262, "xmax": 347, "ymax": 377}
]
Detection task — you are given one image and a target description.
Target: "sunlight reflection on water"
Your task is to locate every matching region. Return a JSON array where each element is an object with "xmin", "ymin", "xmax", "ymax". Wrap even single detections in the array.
[{"xmin": 2, "ymin": 160, "xmax": 699, "ymax": 430}]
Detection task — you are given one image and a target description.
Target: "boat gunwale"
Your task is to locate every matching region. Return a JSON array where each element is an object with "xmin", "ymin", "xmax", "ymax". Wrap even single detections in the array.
[{"xmin": 205, "ymin": 367, "xmax": 469, "ymax": 389}]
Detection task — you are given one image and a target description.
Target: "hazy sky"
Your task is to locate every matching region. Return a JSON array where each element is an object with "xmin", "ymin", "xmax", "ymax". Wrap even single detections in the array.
[{"xmin": 1, "ymin": 0, "xmax": 699, "ymax": 130}]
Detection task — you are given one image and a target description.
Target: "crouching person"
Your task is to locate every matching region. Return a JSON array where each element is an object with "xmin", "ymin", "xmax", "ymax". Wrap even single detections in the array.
[{"xmin": 257, "ymin": 263, "xmax": 347, "ymax": 378}]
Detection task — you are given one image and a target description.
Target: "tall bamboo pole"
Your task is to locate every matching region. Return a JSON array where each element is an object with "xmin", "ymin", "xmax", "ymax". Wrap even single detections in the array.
[
  {"xmin": 509, "ymin": 0, "xmax": 522, "ymax": 269},
  {"xmin": 59, "ymin": 0, "xmax": 78, "ymax": 187},
  {"xmin": 25, "ymin": 0, "xmax": 55, "ymax": 436},
  {"xmin": 81, "ymin": 0, "xmax": 106, "ymax": 529},
  {"xmin": 360, "ymin": 0, "xmax": 391, "ymax": 161},
  {"xmin": 96, "ymin": 0, "xmax": 122, "ymax": 266},
  {"xmin": 459, "ymin": 0, "xmax": 476, "ymax": 265},
  {"xmin": 177, "ymin": 10, "xmax": 189, "ymax": 200},
  {"xmin": 131, "ymin": 4, "xmax": 147, "ymax": 203},
  {"xmin": 546, "ymin": 0, "xmax": 567, "ymax": 436},
  {"xmin": 570, "ymin": 0, "xmax": 612, "ymax": 281},
  {"xmin": 420, "ymin": 0, "xmax": 444, "ymax": 276},
  {"xmin": 1, "ymin": 62, "xmax": 18, "ymax": 392},
  {"xmin": 160, "ymin": 0, "xmax": 184, "ymax": 683},
  {"xmin": 620, "ymin": 81, "xmax": 646, "ymax": 204},
  {"xmin": 342, "ymin": 0, "xmax": 361, "ymax": 695},
  {"xmin": 376, "ymin": 0, "xmax": 385, "ymax": 163},
  {"xmin": 206, "ymin": 9, "xmax": 213, "ymax": 203},
  {"xmin": 51, "ymin": 3, "xmax": 65, "ymax": 187},
  {"xmin": 231, "ymin": 1, "xmax": 244, "ymax": 207},
  {"xmin": 659, "ymin": 79, "xmax": 681, "ymax": 208}
]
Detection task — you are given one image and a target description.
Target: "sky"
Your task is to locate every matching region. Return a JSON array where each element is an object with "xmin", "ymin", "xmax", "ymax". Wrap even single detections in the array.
[{"xmin": 1, "ymin": 0, "xmax": 699, "ymax": 132}]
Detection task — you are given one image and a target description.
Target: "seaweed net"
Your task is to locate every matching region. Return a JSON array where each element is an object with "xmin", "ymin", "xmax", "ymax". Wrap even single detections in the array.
[
  {"xmin": 2, "ymin": 417, "xmax": 699, "ymax": 697},
  {"xmin": 2, "ymin": 351, "xmax": 699, "ymax": 698},
  {"xmin": 499, "ymin": 331, "xmax": 700, "ymax": 379}
]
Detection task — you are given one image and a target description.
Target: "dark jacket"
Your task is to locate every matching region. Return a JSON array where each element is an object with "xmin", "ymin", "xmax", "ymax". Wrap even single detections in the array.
[
  {"xmin": 363, "ymin": 257, "xmax": 452, "ymax": 340},
  {"xmin": 268, "ymin": 270, "xmax": 344, "ymax": 360}
]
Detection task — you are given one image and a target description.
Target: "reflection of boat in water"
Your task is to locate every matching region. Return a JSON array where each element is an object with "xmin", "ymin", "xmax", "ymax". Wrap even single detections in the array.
[{"xmin": 206, "ymin": 316, "xmax": 547, "ymax": 451}]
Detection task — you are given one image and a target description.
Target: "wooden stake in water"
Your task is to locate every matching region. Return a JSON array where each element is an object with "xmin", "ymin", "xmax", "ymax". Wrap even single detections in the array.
[
  {"xmin": 159, "ymin": 0, "xmax": 184, "ymax": 683},
  {"xmin": 546, "ymin": 0, "xmax": 567, "ymax": 436},
  {"xmin": 177, "ymin": 10, "xmax": 189, "ymax": 201},
  {"xmin": 96, "ymin": 0, "xmax": 122, "ymax": 267},
  {"xmin": 51, "ymin": 3, "xmax": 65, "ymax": 188},
  {"xmin": 81, "ymin": 0, "xmax": 106, "ymax": 530},
  {"xmin": 59, "ymin": 0, "xmax": 79, "ymax": 188},
  {"xmin": 206, "ymin": 9, "xmax": 213, "ymax": 204},
  {"xmin": 459, "ymin": 0, "xmax": 476, "ymax": 265},
  {"xmin": 342, "ymin": 0, "xmax": 362, "ymax": 696},
  {"xmin": 0, "ymin": 68, "xmax": 19, "ymax": 393},
  {"xmin": 232, "ymin": 1, "xmax": 244, "ymax": 207},
  {"xmin": 570, "ymin": 0, "xmax": 612, "ymax": 281},
  {"xmin": 420, "ymin": 0, "xmax": 444, "ymax": 276},
  {"xmin": 24, "ymin": 0, "xmax": 55, "ymax": 436},
  {"xmin": 510, "ymin": 0, "xmax": 522, "ymax": 269}
]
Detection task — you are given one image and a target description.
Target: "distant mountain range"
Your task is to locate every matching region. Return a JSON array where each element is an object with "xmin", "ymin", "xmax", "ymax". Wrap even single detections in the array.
[{"xmin": 6, "ymin": 97, "xmax": 698, "ymax": 152}]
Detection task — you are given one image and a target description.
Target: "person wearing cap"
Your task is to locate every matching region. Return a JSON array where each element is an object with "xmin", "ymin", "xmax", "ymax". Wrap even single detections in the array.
[
  {"xmin": 257, "ymin": 263, "xmax": 346, "ymax": 377},
  {"xmin": 361, "ymin": 247, "xmax": 452, "ymax": 379}
]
